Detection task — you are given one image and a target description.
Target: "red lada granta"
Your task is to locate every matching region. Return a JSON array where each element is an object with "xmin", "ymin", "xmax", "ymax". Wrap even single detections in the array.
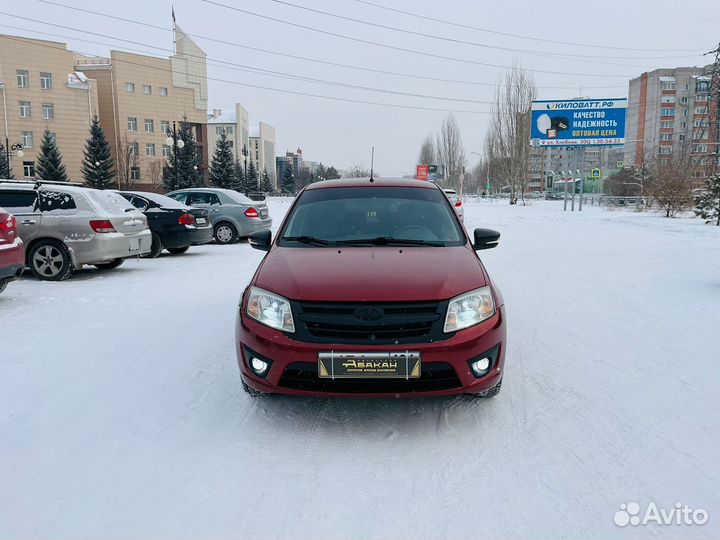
[{"xmin": 235, "ymin": 178, "xmax": 506, "ymax": 398}]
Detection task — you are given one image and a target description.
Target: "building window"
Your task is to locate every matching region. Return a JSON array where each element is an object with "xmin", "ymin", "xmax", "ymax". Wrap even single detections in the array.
[
  {"xmin": 680, "ymin": 122, "xmax": 687, "ymax": 129},
  {"xmin": 162, "ymin": 144, "xmax": 171, "ymax": 158},
  {"xmin": 130, "ymin": 167, "xmax": 141, "ymax": 180},
  {"xmin": 159, "ymin": 87, "xmax": 168, "ymax": 96},
  {"xmin": 679, "ymin": 96, "xmax": 688, "ymax": 105},
  {"xmin": 228, "ymin": 140, "xmax": 234, "ymax": 148},
  {"xmin": 694, "ymin": 107, "xmax": 708, "ymax": 115},
  {"xmin": 216, "ymin": 126, "xmax": 224, "ymax": 135},
  {"xmin": 682, "ymin": 109, "xmax": 688, "ymax": 116},
  {"xmin": 23, "ymin": 161, "xmax": 35, "ymax": 178},
  {"xmin": 660, "ymin": 81, "xmax": 675, "ymax": 91},
  {"xmin": 21, "ymin": 132, "xmax": 33, "ymax": 148},
  {"xmin": 128, "ymin": 142, "xmax": 139, "ymax": 156},
  {"xmin": 160, "ymin": 121, "xmax": 169, "ymax": 134},
  {"xmin": 660, "ymin": 121, "xmax": 674, "ymax": 129},
  {"xmin": 679, "ymin": 134, "xmax": 685, "ymax": 141},
  {"xmin": 126, "ymin": 82, "xmax": 135, "ymax": 92},
  {"xmin": 40, "ymin": 72, "xmax": 52, "ymax": 90},
  {"xmin": 143, "ymin": 85, "xmax": 152, "ymax": 95},
  {"xmin": 696, "ymin": 81, "xmax": 710, "ymax": 93},
  {"xmin": 145, "ymin": 143, "xmax": 156, "ymax": 156},
  {"xmin": 692, "ymin": 144, "xmax": 708, "ymax": 153},
  {"xmin": 128, "ymin": 117, "xmax": 137, "ymax": 131},
  {"xmin": 227, "ymin": 126, "xmax": 234, "ymax": 135},
  {"xmin": 16, "ymin": 70, "xmax": 29, "ymax": 87},
  {"xmin": 660, "ymin": 133, "xmax": 673, "ymax": 142},
  {"xmin": 19, "ymin": 101, "xmax": 31, "ymax": 118},
  {"xmin": 660, "ymin": 108, "xmax": 674, "ymax": 116},
  {"xmin": 42, "ymin": 103, "xmax": 54, "ymax": 120},
  {"xmin": 144, "ymin": 118, "xmax": 154, "ymax": 133},
  {"xmin": 695, "ymin": 94, "xmax": 708, "ymax": 102},
  {"xmin": 683, "ymin": 83, "xmax": 689, "ymax": 90},
  {"xmin": 658, "ymin": 146, "xmax": 673, "ymax": 155}
]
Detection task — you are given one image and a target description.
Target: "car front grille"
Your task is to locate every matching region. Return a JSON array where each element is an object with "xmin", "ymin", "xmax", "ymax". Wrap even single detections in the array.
[
  {"xmin": 290, "ymin": 300, "xmax": 450, "ymax": 344},
  {"xmin": 278, "ymin": 362, "xmax": 462, "ymax": 393}
]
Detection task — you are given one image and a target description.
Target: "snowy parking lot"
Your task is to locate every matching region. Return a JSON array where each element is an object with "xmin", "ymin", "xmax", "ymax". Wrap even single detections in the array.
[{"xmin": 1, "ymin": 197, "xmax": 719, "ymax": 539}]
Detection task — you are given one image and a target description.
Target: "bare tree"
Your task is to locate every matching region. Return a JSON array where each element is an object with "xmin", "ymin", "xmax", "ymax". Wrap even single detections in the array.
[
  {"xmin": 343, "ymin": 165, "xmax": 372, "ymax": 178},
  {"xmin": 436, "ymin": 114, "xmax": 465, "ymax": 190},
  {"xmin": 115, "ymin": 135, "xmax": 139, "ymax": 190},
  {"xmin": 148, "ymin": 158, "xmax": 164, "ymax": 191},
  {"xmin": 418, "ymin": 135, "xmax": 436, "ymax": 165},
  {"xmin": 486, "ymin": 64, "xmax": 536, "ymax": 204},
  {"xmin": 649, "ymin": 150, "xmax": 693, "ymax": 217}
]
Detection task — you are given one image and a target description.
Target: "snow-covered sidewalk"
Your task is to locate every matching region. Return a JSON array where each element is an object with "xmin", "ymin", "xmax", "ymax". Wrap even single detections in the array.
[{"xmin": 1, "ymin": 198, "xmax": 718, "ymax": 539}]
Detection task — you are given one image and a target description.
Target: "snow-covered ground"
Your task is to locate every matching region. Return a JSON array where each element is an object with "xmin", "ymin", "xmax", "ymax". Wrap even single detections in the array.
[{"xmin": 1, "ymin": 198, "xmax": 719, "ymax": 539}]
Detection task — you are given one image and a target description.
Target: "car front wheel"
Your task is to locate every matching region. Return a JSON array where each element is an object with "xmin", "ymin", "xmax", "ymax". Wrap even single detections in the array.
[
  {"xmin": 28, "ymin": 240, "xmax": 73, "ymax": 281},
  {"xmin": 167, "ymin": 246, "xmax": 189, "ymax": 255}
]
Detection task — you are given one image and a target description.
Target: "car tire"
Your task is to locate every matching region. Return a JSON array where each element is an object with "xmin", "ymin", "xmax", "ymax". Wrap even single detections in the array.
[
  {"xmin": 93, "ymin": 258, "xmax": 125, "ymax": 270},
  {"xmin": 0, "ymin": 279, "xmax": 7, "ymax": 295},
  {"xmin": 142, "ymin": 232, "xmax": 163, "ymax": 259},
  {"xmin": 167, "ymin": 246, "xmax": 190, "ymax": 255},
  {"xmin": 242, "ymin": 380, "xmax": 266, "ymax": 397},
  {"xmin": 214, "ymin": 222, "xmax": 238, "ymax": 244},
  {"xmin": 28, "ymin": 240, "xmax": 73, "ymax": 281}
]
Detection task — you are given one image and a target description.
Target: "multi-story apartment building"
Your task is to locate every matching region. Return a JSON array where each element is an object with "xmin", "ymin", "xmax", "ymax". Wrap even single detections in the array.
[
  {"xmin": 625, "ymin": 65, "xmax": 715, "ymax": 187},
  {"xmin": 0, "ymin": 34, "xmax": 99, "ymax": 181},
  {"xmin": 249, "ymin": 122, "xmax": 276, "ymax": 188},
  {"xmin": 76, "ymin": 25, "xmax": 208, "ymax": 190},
  {"xmin": 207, "ymin": 104, "xmax": 249, "ymax": 162}
]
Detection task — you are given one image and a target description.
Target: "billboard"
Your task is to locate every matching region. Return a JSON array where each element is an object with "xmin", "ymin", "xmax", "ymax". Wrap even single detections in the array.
[
  {"xmin": 530, "ymin": 98, "xmax": 627, "ymax": 147},
  {"xmin": 416, "ymin": 164, "xmax": 443, "ymax": 181}
]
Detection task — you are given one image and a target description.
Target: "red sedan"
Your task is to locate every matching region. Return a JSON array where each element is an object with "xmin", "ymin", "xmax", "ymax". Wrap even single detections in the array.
[
  {"xmin": 236, "ymin": 178, "xmax": 505, "ymax": 398},
  {"xmin": 0, "ymin": 207, "xmax": 25, "ymax": 295}
]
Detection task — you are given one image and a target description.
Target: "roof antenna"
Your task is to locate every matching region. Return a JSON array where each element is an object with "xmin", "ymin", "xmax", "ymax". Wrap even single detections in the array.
[{"xmin": 369, "ymin": 146, "xmax": 375, "ymax": 182}]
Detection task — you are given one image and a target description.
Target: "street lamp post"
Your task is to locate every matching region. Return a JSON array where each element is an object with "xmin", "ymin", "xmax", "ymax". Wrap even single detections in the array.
[
  {"xmin": 165, "ymin": 121, "xmax": 185, "ymax": 189},
  {"xmin": 241, "ymin": 143, "xmax": 248, "ymax": 190},
  {"xmin": 0, "ymin": 139, "xmax": 24, "ymax": 178}
]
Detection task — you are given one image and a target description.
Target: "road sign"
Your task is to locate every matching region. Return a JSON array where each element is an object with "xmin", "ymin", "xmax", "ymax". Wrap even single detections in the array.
[
  {"xmin": 592, "ymin": 168, "xmax": 601, "ymax": 178},
  {"xmin": 530, "ymin": 98, "xmax": 627, "ymax": 147}
]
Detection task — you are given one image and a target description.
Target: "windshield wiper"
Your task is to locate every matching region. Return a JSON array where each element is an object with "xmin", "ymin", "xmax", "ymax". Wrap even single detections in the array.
[
  {"xmin": 336, "ymin": 236, "xmax": 445, "ymax": 247},
  {"xmin": 283, "ymin": 235, "xmax": 331, "ymax": 246}
]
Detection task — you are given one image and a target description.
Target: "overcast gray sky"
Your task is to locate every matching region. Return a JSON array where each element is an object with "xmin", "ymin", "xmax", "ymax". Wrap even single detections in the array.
[{"xmin": 3, "ymin": 0, "xmax": 718, "ymax": 175}]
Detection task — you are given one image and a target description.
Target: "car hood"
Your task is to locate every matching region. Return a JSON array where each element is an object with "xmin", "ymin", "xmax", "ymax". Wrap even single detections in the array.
[{"xmin": 254, "ymin": 246, "xmax": 487, "ymax": 302}]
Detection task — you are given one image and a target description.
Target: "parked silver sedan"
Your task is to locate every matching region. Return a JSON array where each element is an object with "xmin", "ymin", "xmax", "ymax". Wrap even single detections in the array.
[
  {"xmin": 166, "ymin": 188, "xmax": 272, "ymax": 244},
  {"xmin": 0, "ymin": 182, "xmax": 151, "ymax": 280}
]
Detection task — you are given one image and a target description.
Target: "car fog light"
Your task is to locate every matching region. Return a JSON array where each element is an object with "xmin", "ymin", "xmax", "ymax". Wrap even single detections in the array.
[
  {"xmin": 251, "ymin": 357, "xmax": 269, "ymax": 375},
  {"xmin": 471, "ymin": 357, "xmax": 490, "ymax": 376}
]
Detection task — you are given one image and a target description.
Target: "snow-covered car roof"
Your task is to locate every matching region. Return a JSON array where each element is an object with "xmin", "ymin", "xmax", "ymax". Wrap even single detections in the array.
[{"xmin": 0, "ymin": 181, "xmax": 90, "ymax": 195}]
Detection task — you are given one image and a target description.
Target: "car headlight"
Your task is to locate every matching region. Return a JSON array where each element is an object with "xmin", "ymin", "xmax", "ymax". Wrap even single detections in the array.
[
  {"xmin": 444, "ymin": 286, "xmax": 495, "ymax": 333},
  {"xmin": 245, "ymin": 286, "xmax": 295, "ymax": 333}
]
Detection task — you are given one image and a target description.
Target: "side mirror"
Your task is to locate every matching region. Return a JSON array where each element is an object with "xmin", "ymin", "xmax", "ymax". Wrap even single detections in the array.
[
  {"xmin": 473, "ymin": 228, "xmax": 500, "ymax": 250},
  {"xmin": 249, "ymin": 229, "xmax": 272, "ymax": 251}
]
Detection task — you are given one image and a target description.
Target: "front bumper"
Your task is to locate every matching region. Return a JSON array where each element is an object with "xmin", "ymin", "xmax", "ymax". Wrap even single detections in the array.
[
  {"xmin": 68, "ymin": 229, "xmax": 152, "ymax": 266},
  {"xmin": 236, "ymin": 305, "xmax": 506, "ymax": 397}
]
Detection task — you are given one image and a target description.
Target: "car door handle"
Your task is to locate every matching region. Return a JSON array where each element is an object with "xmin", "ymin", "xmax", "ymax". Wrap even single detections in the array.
[
  {"xmin": 211, "ymin": 209, "xmax": 220, "ymax": 213},
  {"xmin": 21, "ymin": 219, "xmax": 37, "ymax": 225}
]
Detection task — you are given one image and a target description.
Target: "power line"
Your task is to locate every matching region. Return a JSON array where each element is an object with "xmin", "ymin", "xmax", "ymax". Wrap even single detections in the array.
[
  {"xmin": 32, "ymin": 0, "xmax": 626, "ymax": 90},
  {"xmin": 353, "ymin": 0, "xmax": 708, "ymax": 54},
  {"xmin": 198, "ymin": 0, "xmax": 635, "ymax": 78},
  {"xmin": 0, "ymin": 17, "xmax": 496, "ymax": 105},
  {"xmin": 0, "ymin": 33, "xmax": 491, "ymax": 114},
  {"xmin": 261, "ymin": 0, "xmax": 704, "ymax": 63}
]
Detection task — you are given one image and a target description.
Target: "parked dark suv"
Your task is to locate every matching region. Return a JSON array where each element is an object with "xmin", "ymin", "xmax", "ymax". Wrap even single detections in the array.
[{"xmin": 235, "ymin": 178, "xmax": 506, "ymax": 398}]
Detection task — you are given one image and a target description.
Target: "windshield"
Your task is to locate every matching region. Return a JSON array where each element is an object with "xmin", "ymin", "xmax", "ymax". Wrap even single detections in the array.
[{"xmin": 279, "ymin": 187, "xmax": 465, "ymax": 247}]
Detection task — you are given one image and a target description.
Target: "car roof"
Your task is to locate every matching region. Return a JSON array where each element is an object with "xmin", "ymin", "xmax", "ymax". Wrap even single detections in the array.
[
  {"xmin": 0, "ymin": 181, "xmax": 90, "ymax": 195},
  {"xmin": 167, "ymin": 187, "xmax": 231, "ymax": 193},
  {"xmin": 304, "ymin": 177, "xmax": 439, "ymax": 190}
]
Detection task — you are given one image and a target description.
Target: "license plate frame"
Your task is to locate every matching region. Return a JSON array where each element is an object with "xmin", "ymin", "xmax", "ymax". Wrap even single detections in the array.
[
  {"xmin": 196, "ymin": 217, "xmax": 207, "ymax": 225},
  {"xmin": 318, "ymin": 351, "xmax": 421, "ymax": 379},
  {"xmin": 128, "ymin": 238, "xmax": 140, "ymax": 252}
]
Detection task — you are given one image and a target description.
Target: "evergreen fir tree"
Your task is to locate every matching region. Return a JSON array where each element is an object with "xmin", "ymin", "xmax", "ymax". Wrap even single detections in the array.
[
  {"xmin": 209, "ymin": 130, "xmax": 235, "ymax": 188},
  {"xmin": 0, "ymin": 149, "xmax": 14, "ymax": 179},
  {"xmin": 231, "ymin": 157, "xmax": 245, "ymax": 191},
  {"xmin": 163, "ymin": 118, "xmax": 202, "ymax": 191},
  {"xmin": 695, "ymin": 173, "xmax": 720, "ymax": 226},
  {"xmin": 36, "ymin": 130, "xmax": 69, "ymax": 182},
  {"xmin": 81, "ymin": 116, "xmax": 115, "ymax": 189},
  {"xmin": 259, "ymin": 167, "xmax": 274, "ymax": 193},
  {"xmin": 242, "ymin": 159, "xmax": 258, "ymax": 194},
  {"xmin": 280, "ymin": 164, "xmax": 296, "ymax": 194}
]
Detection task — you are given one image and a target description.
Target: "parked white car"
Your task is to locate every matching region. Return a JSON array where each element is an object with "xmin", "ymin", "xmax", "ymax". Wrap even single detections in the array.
[
  {"xmin": 442, "ymin": 188, "xmax": 464, "ymax": 222},
  {"xmin": 0, "ymin": 181, "xmax": 151, "ymax": 280}
]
